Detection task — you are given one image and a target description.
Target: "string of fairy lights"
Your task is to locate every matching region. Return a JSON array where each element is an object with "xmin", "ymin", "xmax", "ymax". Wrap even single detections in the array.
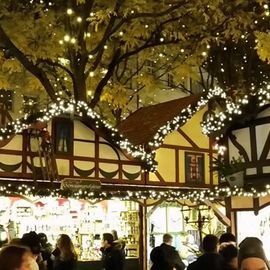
[
  {"xmin": 0, "ymin": 99, "xmax": 157, "ymax": 172},
  {"xmin": 1, "ymin": 183, "xmax": 270, "ymax": 202},
  {"xmin": 201, "ymin": 84, "xmax": 270, "ymax": 138},
  {"xmin": 0, "ymin": 84, "xmax": 269, "ymax": 168}
]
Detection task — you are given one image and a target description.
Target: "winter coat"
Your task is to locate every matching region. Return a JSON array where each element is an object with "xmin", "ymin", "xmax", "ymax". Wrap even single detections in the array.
[
  {"xmin": 101, "ymin": 245, "xmax": 125, "ymax": 270},
  {"xmin": 53, "ymin": 258, "xmax": 76, "ymax": 270},
  {"xmin": 150, "ymin": 243, "xmax": 185, "ymax": 270},
  {"xmin": 187, "ymin": 253, "xmax": 225, "ymax": 270}
]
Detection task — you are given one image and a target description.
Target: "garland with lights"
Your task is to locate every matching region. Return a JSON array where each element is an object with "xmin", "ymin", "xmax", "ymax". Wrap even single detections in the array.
[
  {"xmin": 147, "ymin": 86, "xmax": 232, "ymax": 149},
  {"xmin": 201, "ymin": 85, "xmax": 270, "ymax": 138},
  {"xmin": 1, "ymin": 183, "xmax": 270, "ymax": 202},
  {"xmin": 0, "ymin": 100, "xmax": 157, "ymax": 172}
]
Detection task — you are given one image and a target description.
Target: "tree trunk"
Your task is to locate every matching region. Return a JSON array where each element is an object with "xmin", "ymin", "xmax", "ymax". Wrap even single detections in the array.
[{"xmin": 73, "ymin": 70, "xmax": 87, "ymax": 102}]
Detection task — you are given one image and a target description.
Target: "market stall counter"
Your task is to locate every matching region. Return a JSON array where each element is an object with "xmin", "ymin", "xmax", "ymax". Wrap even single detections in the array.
[{"xmin": 76, "ymin": 258, "xmax": 139, "ymax": 270}]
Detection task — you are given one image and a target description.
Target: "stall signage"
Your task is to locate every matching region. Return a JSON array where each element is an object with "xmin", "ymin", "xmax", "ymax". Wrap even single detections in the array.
[
  {"xmin": 16, "ymin": 207, "xmax": 33, "ymax": 217},
  {"xmin": 61, "ymin": 178, "xmax": 101, "ymax": 191}
]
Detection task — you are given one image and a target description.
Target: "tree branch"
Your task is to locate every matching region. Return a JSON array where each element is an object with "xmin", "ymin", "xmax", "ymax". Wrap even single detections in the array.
[
  {"xmin": 0, "ymin": 25, "xmax": 56, "ymax": 100},
  {"xmin": 90, "ymin": 48, "xmax": 121, "ymax": 108}
]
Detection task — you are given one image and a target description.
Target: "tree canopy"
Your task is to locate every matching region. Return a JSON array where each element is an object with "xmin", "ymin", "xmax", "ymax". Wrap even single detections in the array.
[{"xmin": 0, "ymin": 0, "xmax": 269, "ymax": 123}]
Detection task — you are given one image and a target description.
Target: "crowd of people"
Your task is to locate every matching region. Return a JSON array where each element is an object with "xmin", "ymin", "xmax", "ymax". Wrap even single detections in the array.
[
  {"xmin": 0, "ymin": 231, "xmax": 125, "ymax": 270},
  {"xmin": 150, "ymin": 233, "xmax": 270, "ymax": 270}
]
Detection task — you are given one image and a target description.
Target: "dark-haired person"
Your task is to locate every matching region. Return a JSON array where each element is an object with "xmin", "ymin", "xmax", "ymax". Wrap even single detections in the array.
[
  {"xmin": 187, "ymin": 234, "xmax": 224, "ymax": 270},
  {"xmin": 219, "ymin": 233, "xmax": 236, "ymax": 245},
  {"xmin": 150, "ymin": 233, "xmax": 185, "ymax": 270},
  {"xmin": 220, "ymin": 244, "xmax": 238, "ymax": 270},
  {"xmin": 38, "ymin": 233, "xmax": 53, "ymax": 270},
  {"xmin": 101, "ymin": 233, "xmax": 125, "ymax": 270},
  {"xmin": 21, "ymin": 231, "xmax": 45, "ymax": 270},
  {"xmin": 0, "ymin": 245, "xmax": 36, "ymax": 270},
  {"xmin": 238, "ymin": 237, "xmax": 270, "ymax": 270}
]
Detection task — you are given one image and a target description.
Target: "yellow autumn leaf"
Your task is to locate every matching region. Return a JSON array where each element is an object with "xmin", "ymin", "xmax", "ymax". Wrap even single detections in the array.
[{"xmin": 255, "ymin": 31, "xmax": 270, "ymax": 63}]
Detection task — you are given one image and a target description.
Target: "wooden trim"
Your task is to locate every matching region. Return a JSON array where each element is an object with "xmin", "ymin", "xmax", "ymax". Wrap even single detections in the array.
[
  {"xmin": 229, "ymin": 132, "xmax": 249, "ymax": 162},
  {"xmin": 175, "ymin": 150, "xmax": 179, "ymax": 183},
  {"xmin": 231, "ymin": 116, "xmax": 270, "ymax": 130},
  {"xmin": 225, "ymin": 197, "xmax": 232, "ymax": 231},
  {"xmin": 250, "ymin": 125, "xmax": 258, "ymax": 162},
  {"xmin": 73, "ymin": 138, "xmax": 95, "ymax": 143},
  {"xmin": 155, "ymin": 171, "xmax": 166, "ymax": 183},
  {"xmin": 22, "ymin": 131, "xmax": 28, "ymax": 174},
  {"xmin": 209, "ymin": 137, "xmax": 213, "ymax": 185},
  {"xmin": 162, "ymin": 144, "xmax": 215, "ymax": 153},
  {"xmin": 259, "ymin": 131, "xmax": 270, "ymax": 161},
  {"xmin": 233, "ymin": 211, "xmax": 237, "ymax": 240},
  {"xmin": 253, "ymin": 197, "xmax": 259, "ymax": 215},
  {"xmin": 178, "ymin": 129, "xmax": 200, "ymax": 149},
  {"xmin": 139, "ymin": 204, "xmax": 145, "ymax": 270}
]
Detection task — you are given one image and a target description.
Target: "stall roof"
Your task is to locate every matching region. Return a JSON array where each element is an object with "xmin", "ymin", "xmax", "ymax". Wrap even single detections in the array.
[{"xmin": 118, "ymin": 94, "xmax": 201, "ymax": 146}]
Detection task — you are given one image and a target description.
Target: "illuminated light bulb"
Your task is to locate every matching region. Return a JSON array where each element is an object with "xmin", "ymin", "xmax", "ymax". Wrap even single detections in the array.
[
  {"xmin": 104, "ymin": 45, "xmax": 108, "ymax": 49},
  {"xmin": 90, "ymin": 71, "xmax": 94, "ymax": 77},
  {"xmin": 59, "ymin": 40, "xmax": 64, "ymax": 45},
  {"xmin": 119, "ymin": 31, "xmax": 123, "ymax": 36},
  {"xmin": 77, "ymin": 17, "xmax": 82, "ymax": 23},
  {"xmin": 87, "ymin": 91, "xmax": 92, "ymax": 96},
  {"xmin": 88, "ymin": 54, "xmax": 93, "ymax": 59},
  {"xmin": 160, "ymin": 37, "xmax": 164, "ymax": 42},
  {"xmin": 266, "ymin": 11, "xmax": 270, "ymax": 16},
  {"xmin": 180, "ymin": 48, "xmax": 185, "ymax": 53},
  {"xmin": 67, "ymin": 8, "xmax": 73, "ymax": 15},
  {"xmin": 263, "ymin": 4, "xmax": 269, "ymax": 9},
  {"xmin": 207, "ymin": 44, "xmax": 210, "ymax": 49},
  {"xmin": 202, "ymin": 51, "xmax": 207, "ymax": 56},
  {"xmin": 70, "ymin": 37, "xmax": 76, "ymax": 43},
  {"xmin": 64, "ymin": 35, "xmax": 70, "ymax": 42}
]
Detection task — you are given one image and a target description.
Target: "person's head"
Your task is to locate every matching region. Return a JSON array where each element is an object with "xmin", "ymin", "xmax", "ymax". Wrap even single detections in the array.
[
  {"xmin": 0, "ymin": 245, "xmax": 33, "ymax": 270},
  {"xmin": 238, "ymin": 237, "xmax": 269, "ymax": 270},
  {"xmin": 219, "ymin": 233, "xmax": 236, "ymax": 244},
  {"xmin": 57, "ymin": 234, "xmax": 77, "ymax": 261},
  {"xmin": 21, "ymin": 232, "xmax": 41, "ymax": 257},
  {"xmin": 102, "ymin": 233, "xmax": 114, "ymax": 248},
  {"xmin": 163, "ymin": 233, "xmax": 173, "ymax": 245},
  {"xmin": 202, "ymin": 234, "xmax": 219, "ymax": 253},
  {"xmin": 220, "ymin": 244, "xmax": 238, "ymax": 270},
  {"xmin": 37, "ymin": 233, "xmax": 48, "ymax": 247},
  {"xmin": 111, "ymin": 230, "xmax": 118, "ymax": 241}
]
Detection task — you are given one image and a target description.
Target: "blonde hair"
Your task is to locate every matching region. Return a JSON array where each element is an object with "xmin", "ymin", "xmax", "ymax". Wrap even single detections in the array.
[{"xmin": 57, "ymin": 234, "xmax": 77, "ymax": 261}]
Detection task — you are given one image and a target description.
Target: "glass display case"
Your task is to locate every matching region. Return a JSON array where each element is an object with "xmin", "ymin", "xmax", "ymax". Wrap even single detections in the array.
[{"xmin": 0, "ymin": 196, "xmax": 140, "ymax": 261}]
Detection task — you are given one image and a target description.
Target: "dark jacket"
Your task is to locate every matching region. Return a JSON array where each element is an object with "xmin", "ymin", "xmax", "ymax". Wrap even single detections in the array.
[
  {"xmin": 187, "ymin": 253, "xmax": 224, "ymax": 270},
  {"xmin": 150, "ymin": 243, "xmax": 185, "ymax": 270},
  {"xmin": 101, "ymin": 245, "xmax": 125, "ymax": 270},
  {"xmin": 53, "ymin": 259, "xmax": 76, "ymax": 270}
]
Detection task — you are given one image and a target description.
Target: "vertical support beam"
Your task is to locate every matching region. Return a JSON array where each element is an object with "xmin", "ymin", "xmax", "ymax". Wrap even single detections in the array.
[
  {"xmin": 22, "ymin": 130, "xmax": 28, "ymax": 174},
  {"xmin": 209, "ymin": 137, "xmax": 213, "ymax": 185},
  {"xmin": 94, "ymin": 134, "xmax": 99, "ymax": 179},
  {"xmin": 253, "ymin": 197, "xmax": 259, "ymax": 216},
  {"xmin": 225, "ymin": 197, "xmax": 232, "ymax": 232},
  {"xmin": 139, "ymin": 202, "xmax": 147, "ymax": 270},
  {"xmin": 175, "ymin": 149, "xmax": 179, "ymax": 183}
]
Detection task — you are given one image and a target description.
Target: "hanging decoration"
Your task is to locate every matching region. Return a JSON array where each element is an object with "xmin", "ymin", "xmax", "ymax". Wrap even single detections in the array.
[
  {"xmin": 0, "ymin": 100, "xmax": 157, "ymax": 171},
  {"xmin": 1, "ymin": 183, "xmax": 270, "ymax": 202}
]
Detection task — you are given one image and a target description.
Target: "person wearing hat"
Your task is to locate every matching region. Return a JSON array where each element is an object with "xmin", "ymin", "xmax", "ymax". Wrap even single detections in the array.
[{"xmin": 238, "ymin": 237, "xmax": 270, "ymax": 270}]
